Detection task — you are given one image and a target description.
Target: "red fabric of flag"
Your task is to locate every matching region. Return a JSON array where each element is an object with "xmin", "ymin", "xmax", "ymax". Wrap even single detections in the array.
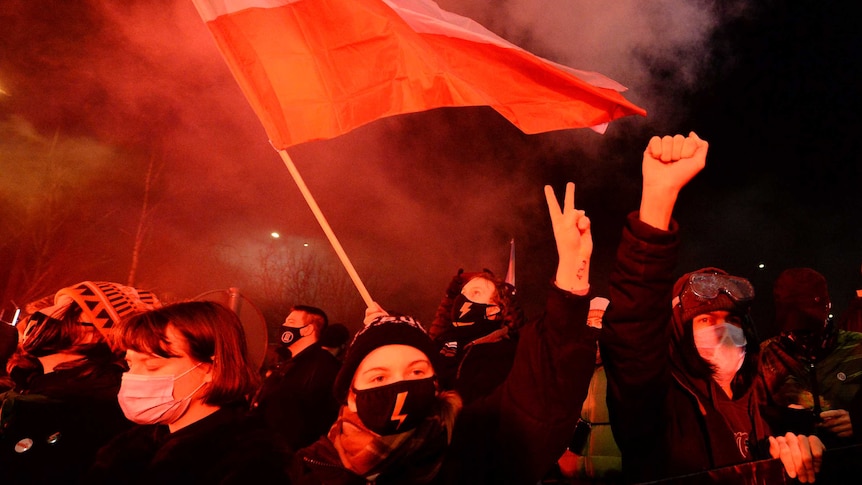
[{"xmin": 194, "ymin": 0, "xmax": 647, "ymax": 149}]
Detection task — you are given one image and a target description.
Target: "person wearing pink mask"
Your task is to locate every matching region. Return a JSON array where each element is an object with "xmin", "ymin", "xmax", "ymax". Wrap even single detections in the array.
[
  {"xmin": 600, "ymin": 132, "xmax": 825, "ymax": 483},
  {"xmin": 87, "ymin": 301, "xmax": 291, "ymax": 484}
]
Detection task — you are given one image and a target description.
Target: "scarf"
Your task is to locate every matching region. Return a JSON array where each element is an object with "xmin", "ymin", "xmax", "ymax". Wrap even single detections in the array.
[
  {"xmin": 330, "ymin": 406, "xmax": 413, "ymax": 475},
  {"xmin": 328, "ymin": 401, "xmax": 451, "ymax": 483}
]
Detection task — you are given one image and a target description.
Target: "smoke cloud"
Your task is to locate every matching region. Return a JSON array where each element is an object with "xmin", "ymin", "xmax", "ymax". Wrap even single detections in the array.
[{"xmin": 1, "ymin": 0, "xmax": 857, "ymax": 336}]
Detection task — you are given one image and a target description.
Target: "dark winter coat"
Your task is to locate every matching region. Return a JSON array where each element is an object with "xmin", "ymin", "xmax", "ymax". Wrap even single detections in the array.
[
  {"xmin": 759, "ymin": 329, "xmax": 862, "ymax": 449},
  {"xmin": 434, "ymin": 329, "xmax": 517, "ymax": 405},
  {"xmin": 0, "ymin": 361, "xmax": 132, "ymax": 484},
  {"xmin": 291, "ymin": 285, "xmax": 599, "ymax": 484},
  {"xmin": 250, "ymin": 342, "xmax": 342, "ymax": 450},
  {"xmin": 87, "ymin": 405, "xmax": 292, "ymax": 484},
  {"xmin": 600, "ymin": 213, "xmax": 773, "ymax": 483}
]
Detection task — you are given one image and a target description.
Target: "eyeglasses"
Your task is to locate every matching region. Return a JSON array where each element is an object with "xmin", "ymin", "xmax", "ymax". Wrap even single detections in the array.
[{"xmin": 685, "ymin": 273, "xmax": 755, "ymax": 303}]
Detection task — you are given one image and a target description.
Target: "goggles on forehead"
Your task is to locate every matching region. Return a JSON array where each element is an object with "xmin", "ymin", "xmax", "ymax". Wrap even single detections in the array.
[
  {"xmin": 673, "ymin": 273, "xmax": 755, "ymax": 307},
  {"xmin": 688, "ymin": 273, "xmax": 754, "ymax": 302}
]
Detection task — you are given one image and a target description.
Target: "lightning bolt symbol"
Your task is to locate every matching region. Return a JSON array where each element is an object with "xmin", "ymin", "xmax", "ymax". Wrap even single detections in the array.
[
  {"xmin": 390, "ymin": 391, "xmax": 409, "ymax": 430},
  {"xmin": 458, "ymin": 301, "xmax": 472, "ymax": 319}
]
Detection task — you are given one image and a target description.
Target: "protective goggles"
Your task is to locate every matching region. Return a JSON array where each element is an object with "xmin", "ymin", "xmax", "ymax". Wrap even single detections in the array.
[{"xmin": 673, "ymin": 273, "xmax": 755, "ymax": 307}]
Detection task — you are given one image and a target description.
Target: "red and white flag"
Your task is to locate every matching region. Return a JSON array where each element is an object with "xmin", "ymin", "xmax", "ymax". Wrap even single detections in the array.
[{"xmin": 193, "ymin": 0, "xmax": 646, "ymax": 149}]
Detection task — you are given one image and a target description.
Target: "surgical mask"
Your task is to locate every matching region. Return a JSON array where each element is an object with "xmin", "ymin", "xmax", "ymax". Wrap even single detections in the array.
[
  {"xmin": 693, "ymin": 322, "xmax": 746, "ymax": 386},
  {"xmin": 352, "ymin": 377, "xmax": 436, "ymax": 436},
  {"xmin": 118, "ymin": 362, "xmax": 207, "ymax": 425},
  {"xmin": 280, "ymin": 324, "xmax": 309, "ymax": 346}
]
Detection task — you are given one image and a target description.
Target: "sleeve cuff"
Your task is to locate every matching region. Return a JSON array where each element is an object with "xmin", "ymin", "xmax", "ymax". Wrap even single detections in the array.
[{"xmin": 628, "ymin": 211, "xmax": 679, "ymax": 244}]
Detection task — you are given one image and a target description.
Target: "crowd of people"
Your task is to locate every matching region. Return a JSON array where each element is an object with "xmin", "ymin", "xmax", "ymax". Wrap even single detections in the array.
[{"xmin": 1, "ymin": 132, "xmax": 860, "ymax": 484}]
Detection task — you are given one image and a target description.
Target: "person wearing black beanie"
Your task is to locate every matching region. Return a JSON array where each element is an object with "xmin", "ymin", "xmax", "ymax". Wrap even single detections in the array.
[{"xmin": 290, "ymin": 182, "xmax": 600, "ymax": 485}]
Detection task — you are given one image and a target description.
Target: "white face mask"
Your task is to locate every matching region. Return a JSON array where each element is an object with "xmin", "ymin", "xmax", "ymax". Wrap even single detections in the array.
[
  {"xmin": 117, "ymin": 362, "xmax": 206, "ymax": 425},
  {"xmin": 693, "ymin": 322, "xmax": 746, "ymax": 388}
]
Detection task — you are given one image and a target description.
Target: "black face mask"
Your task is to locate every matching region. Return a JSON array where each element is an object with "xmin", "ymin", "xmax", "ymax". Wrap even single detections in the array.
[
  {"xmin": 352, "ymin": 377, "xmax": 437, "ymax": 435},
  {"xmin": 445, "ymin": 294, "xmax": 502, "ymax": 344},
  {"xmin": 450, "ymin": 293, "xmax": 501, "ymax": 325},
  {"xmin": 280, "ymin": 325, "xmax": 309, "ymax": 347},
  {"xmin": 781, "ymin": 318, "xmax": 837, "ymax": 361}
]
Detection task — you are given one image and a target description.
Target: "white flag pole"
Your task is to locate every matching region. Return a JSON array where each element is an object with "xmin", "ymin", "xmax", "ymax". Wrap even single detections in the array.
[{"xmin": 277, "ymin": 149, "xmax": 374, "ymax": 307}]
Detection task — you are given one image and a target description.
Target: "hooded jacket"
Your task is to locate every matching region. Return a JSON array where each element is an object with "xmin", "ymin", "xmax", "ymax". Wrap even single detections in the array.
[{"xmin": 600, "ymin": 213, "xmax": 773, "ymax": 483}]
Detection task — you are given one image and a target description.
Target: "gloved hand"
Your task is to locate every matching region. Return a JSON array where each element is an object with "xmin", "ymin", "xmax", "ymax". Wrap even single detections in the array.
[{"xmin": 445, "ymin": 268, "xmax": 466, "ymax": 298}]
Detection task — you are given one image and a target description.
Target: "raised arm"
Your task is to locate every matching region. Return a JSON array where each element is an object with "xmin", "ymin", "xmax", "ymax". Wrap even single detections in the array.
[
  {"xmin": 639, "ymin": 132, "xmax": 708, "ymax": 230},
  {"xmin": 491, "ymin": 182, "xmax": 597, "ymax": 481},
  {"xmin": 545, "ymin": 181, "xmax": 593, "ymax": 293},
  {"xmin": 600, "ymin": 133, "xmax": 706, "ymax": 480}
]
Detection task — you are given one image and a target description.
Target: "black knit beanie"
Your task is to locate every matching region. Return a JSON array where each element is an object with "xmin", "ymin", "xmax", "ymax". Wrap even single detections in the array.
[{"xmin": 333, "ymin": 315, "xmax": 437, "ymax": 402}]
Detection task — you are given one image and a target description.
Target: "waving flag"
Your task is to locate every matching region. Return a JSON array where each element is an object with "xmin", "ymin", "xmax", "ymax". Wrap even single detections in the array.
[{"xmin": 193, "ymin": 0, "xmax": 646, "ymax": 149}]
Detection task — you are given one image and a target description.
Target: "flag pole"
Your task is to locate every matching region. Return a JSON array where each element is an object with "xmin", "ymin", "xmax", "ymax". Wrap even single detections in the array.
[{"xmin": 277, "ymin": 149, "xmax": 374, "ymax": 307}]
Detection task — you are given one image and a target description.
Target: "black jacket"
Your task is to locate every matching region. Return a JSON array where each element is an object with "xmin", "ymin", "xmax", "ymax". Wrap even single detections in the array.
[
  {"xmin": 0, "ymin": 361, "xmax": 132, "ymax": 483},
  {"xmin": 434, "ymin": 328, "xmax": 517, "ymax": 405},
  {"xmin": 250, "ymin": 342, "xmax": 342, "ymax": 450},
  {"xmin": 87, "ymin": 405, "xmax": 292, "ymax": 484}
]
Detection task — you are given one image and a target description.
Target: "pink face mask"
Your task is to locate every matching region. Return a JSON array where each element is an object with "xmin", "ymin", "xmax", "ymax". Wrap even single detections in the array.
[{"xmin": 118, "ymin": 362, "xmax": 206, "ymax": 425}]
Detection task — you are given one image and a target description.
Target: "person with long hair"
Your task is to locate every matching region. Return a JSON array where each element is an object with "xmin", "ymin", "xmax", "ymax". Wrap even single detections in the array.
[
  {"xmin": 429, "ymin": 268, "xmax": 525, "ymax": 404},
  {"xmin": 0, "ymin": 281, "xmax": 159, "ymax": 483},
  {"xmin": 87, "ymin": 300, "xmax": 291, "ymax": 483}
]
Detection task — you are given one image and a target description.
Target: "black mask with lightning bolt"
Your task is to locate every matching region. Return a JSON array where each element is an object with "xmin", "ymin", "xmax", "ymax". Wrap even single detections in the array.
[
  {"xmin": 443, "ymin": 293, "xmax": 503, "ymax": 347},
  {"xmin": 352, "ymin": 377, "xmax": 437, "ymax": 435}
]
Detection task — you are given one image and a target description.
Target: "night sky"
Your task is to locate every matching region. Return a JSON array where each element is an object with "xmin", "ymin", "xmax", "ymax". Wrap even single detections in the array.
[{"xmin": 1, "ymin": 0, "xmax": 859, "ymax": 339}]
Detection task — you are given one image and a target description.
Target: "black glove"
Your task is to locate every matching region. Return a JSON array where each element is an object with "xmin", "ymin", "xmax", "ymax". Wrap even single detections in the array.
[{"xmin": 445, "ymin": 268, "xmax": 466, "ymax": 298}]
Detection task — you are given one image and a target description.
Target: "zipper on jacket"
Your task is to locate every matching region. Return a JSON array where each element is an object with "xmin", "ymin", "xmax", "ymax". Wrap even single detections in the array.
[
  {"xmin": 303, "ymin": 456, "xmax": 378, "ymax": 484},
  {"xmin": 809, "ymin": 361, "xmax": 823, "ymax": 417},
  {"xmin": 302, "ymin": 455, "xmax": 344, "ymax": 470}
]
